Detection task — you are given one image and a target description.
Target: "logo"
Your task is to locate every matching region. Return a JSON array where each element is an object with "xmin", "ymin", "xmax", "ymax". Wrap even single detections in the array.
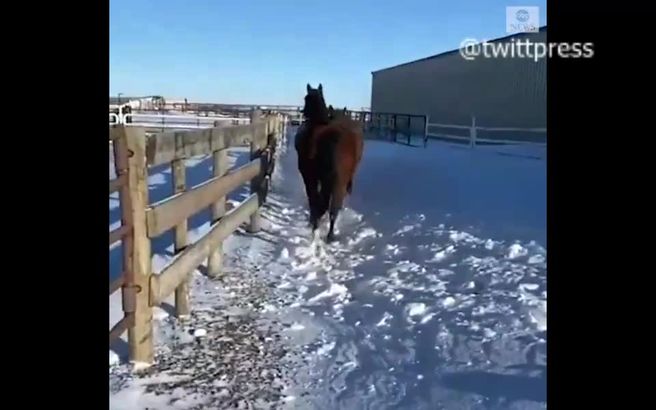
[
  {"xmin": 516, "ymin": 9, "xmax": 530, "ymax": 22},
  {"xmin": 507, "ymin": 6, "xmax": 539, "ymax": 34}
]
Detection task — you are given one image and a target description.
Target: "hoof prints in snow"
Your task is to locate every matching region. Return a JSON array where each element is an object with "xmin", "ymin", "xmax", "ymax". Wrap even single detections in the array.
[
  {"xmin": 110, "ymin": 131, "xmax": 547, "ymax": 408},
  {"xmin": 110, "ymin": 132, "xmax": 378, "ymax": 409},
  {"xmin": 369, "ymin": 212, "xmax": 547, "ymax": 386}
]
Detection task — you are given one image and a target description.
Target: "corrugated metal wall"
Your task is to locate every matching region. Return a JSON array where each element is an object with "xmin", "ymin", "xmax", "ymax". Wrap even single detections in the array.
[{"xmin": 371, "ymin": 29, "xmax": 546, "ymax": 136}]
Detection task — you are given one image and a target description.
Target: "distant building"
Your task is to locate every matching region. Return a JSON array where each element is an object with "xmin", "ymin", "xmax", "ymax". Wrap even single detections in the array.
[
  {"xmin": 109, "ymin": 96, "xmax": 165, "ymax": 111},
  {"xmin": 370, "ymin": 27, "xmax": 546, "ymax": 139}
]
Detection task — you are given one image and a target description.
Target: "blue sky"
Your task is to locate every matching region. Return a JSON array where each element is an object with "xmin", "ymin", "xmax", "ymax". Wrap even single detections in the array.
[{"xmin": 110, "ymin": 0, "xmax": 547, "ymax": 108}]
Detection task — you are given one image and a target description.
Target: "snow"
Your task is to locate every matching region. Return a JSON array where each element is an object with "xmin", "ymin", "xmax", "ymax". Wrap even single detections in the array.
[
  {"xmin": 442, "ymin": 296, "xmax": 457, "ymax": 308},
  {"xmin": 507, "ymin": 243, "xmax": 529, "ymax": 259},
  {"xmin": 110, "ymin": 127, "xmax": 546, "ymax": 409},
  {"xmin": 406, "ymin": 303, "xmax": 427, "ymax": 317},
  {"xmin": 192, "ymin": 328, "xmax": 207, "ymax": 338},
  {"xmin": 109, "ymin": 351, "xmax": 120, "ymax": 367}
]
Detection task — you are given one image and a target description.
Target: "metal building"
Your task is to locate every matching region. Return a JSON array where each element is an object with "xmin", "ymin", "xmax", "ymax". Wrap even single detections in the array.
[{"xmin": 370, "ymin": 27, "xmax": 546, "ymax": 141}]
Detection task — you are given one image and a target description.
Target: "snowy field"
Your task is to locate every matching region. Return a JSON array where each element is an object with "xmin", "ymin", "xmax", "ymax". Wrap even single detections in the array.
[{"xmin": 110, "ymin": 126, "xmax": 546, "ymax": 409}]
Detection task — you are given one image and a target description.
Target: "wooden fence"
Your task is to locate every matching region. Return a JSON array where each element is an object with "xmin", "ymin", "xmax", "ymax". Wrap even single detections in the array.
[{"xmin": 109, "ymin": 110, "xmax": 285, "ymax": 365}]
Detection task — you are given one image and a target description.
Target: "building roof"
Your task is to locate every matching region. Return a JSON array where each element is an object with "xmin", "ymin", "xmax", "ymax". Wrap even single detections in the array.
[{"xmin": 371, "ymin": 25, "xmax": 547, "ymax": 74}]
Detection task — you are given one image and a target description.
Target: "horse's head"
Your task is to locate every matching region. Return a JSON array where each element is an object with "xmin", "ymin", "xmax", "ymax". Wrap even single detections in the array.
[{"xmin": 302, "ymin": 83, "xmax": 329, "ymax": 123}]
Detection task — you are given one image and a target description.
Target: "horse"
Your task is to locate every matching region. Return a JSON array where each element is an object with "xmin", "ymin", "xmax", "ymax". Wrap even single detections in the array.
[
  {"xmin": 297, "ymin": 83, "xmax": 364, "ymax": 242},
  {"xmin": 294, "ymin": 84, "xmax": 329, "ymax": 231},
  {"xmin": 328, "ymin": 105, "xmax": 349, "ymax": 121}
]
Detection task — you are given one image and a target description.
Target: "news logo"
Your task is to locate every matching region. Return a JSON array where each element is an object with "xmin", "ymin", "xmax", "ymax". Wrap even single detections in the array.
[{"xmin": 506, "ymin": 6, "xmax": 539, "ymax": 34}]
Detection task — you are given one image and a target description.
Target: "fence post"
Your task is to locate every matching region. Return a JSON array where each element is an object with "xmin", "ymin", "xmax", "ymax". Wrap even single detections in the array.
[
  {"xmin": 248, "ymin": 109, "xmax": 263, "ymax": 233},
  {"xmin": 262, "ymin": 116, "xmax": 277, "ymax": 200},
  {"xmin": 424, "ymin": 115, "xmax": 429, "ymax": 148},
  {"xmin": 278, "ymin": 113, "xmax": 283, "ymax": 139},
  {"xmin": 172, "ymin": 158, "xmax": 190, "ymax": 318},
  {"xmin": 278, "ymin": 114, "xmax": 283, "ymax": 140},
  {"xmin": 470, "ymin": 115, "xmax": 477, "ymax": 148},
  {"xmin": 124, "ymin": 126, "xmax": 154, "ymax": 367},
  {"xmin": 207, "ymin": 147, "xmax": 228, "ymax": 278}
]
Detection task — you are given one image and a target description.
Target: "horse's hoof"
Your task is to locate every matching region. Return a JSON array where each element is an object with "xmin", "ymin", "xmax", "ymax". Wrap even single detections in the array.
[{"xmin": 326, "ymin": 233, "xmax": 336, "ymax": 243}]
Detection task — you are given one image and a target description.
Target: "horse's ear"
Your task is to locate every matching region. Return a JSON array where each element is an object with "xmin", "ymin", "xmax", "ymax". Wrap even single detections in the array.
[
  {"xmin": 306, "ymin": 83, "xmax": 311, "ymax": 93},
  {"xmin": 318, "ymin": 83, "xmax": 323, "ymax": 94}
]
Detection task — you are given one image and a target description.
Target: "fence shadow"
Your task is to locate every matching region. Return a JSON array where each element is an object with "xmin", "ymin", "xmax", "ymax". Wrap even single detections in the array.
[
  {"xmin": 110, "ymin": 337, "xmax": 129, "ymax": 361},
  {"xmin": 109, "ymin": 147, "xmax": 252, "ymax": 281}
]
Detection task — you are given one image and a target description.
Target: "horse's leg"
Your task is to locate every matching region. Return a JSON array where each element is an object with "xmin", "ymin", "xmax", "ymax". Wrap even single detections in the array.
[
  {"xmin": 313, "ymin": 133, "xmax": 336, "ymax": 234},
  {"xmin": 308, "ymin": 179, "xmax": 328, "ymax": 233},
  {"xmin": 326, "ymin": 181, "xmax": 347, "ymax": 242},
  {"xmin": 305, "ymin": 177, "xmax": 321, "ymax": 229},
  {"xmin": 310, "ymin": 181, "xmax": 324, "ymax": 232},
  {"xmin": 299, "ymin": 157, "xmax": 319, "ymax": 226},
  {"xmin": 311, "ymin": 179, "xmax": 331, "ymax": 232}
]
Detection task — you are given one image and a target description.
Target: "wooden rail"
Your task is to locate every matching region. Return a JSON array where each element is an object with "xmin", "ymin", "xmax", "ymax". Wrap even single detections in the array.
[
  {"xmin": 109, "ymin": 110, "xmax": 285, "ymax": 366},
  {"xmin": 145, "ymin": 122, "xmax": 267, "ymax": 166},
  {"xmin": 146, "ymin": 160, "xmax": 261, "ymax": 238}
]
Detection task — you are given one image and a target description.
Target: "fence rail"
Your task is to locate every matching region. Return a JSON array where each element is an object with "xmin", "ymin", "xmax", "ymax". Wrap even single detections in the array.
[
  {"xmin": 288, "ymin": 108, "xmax": 544, "ymax": 149},
  {"xmin": 427, "ymin": 116, "xmax": 546, "ymax": 147},
  {"xmin": 334, "ymin": 110, "xmax": 546, "ymax": 148},
  {"xmin": 109, "ymin": 110, "xmax": 285, "ymax": 365}
]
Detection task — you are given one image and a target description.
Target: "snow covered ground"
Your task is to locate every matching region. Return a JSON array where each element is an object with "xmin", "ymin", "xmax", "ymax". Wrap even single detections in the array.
[{"xmin": 110, "ymin": 126, "xmax": 546, "ymax": 409}]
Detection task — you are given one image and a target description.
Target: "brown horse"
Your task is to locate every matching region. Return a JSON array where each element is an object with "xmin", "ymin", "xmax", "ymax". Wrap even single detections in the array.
[
  {"xmin": 297, "ymin": 84, "xmax": 364, "ymax": 242},
  {"xmin": 294, "ymin": 84, "xmax": 328, "ymax": 231}
]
